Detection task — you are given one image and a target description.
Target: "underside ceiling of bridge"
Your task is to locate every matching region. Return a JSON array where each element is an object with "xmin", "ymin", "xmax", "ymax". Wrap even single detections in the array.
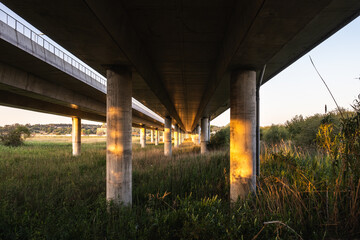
[{"xmin": 3, "ymin": 0, "xmax": 360, "ymax": 131}]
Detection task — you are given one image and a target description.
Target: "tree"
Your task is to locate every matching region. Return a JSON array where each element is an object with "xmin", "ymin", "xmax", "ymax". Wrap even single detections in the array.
[
  {"xmin": 262, "ymin": 125, "xmax": 289, "ymax": 144},
  {"xmin": 0, "ymin": 125, "xmax": 31, "ymax": 147}
]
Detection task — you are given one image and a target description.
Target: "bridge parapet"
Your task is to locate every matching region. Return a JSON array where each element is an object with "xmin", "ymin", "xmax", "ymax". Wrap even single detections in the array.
[{"xmin": 0, "ymin": 9, "xmax": 107, "ymax": 91}]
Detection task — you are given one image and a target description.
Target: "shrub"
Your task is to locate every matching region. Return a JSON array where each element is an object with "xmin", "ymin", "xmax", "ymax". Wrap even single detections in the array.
[
  {"xmin": 207, "ymin": 125, "xmax": 229, "ymax": 150},
  {"xmin": 286, "ymin": 114, "xmax": 325, "ymax": 147},
  {"xmin": 262, "ymin": 124, "xmax": 289, "ymax": 144},
  {"xmin": 0, "ymin": 124, "xmax": 30, "ymax": 147}
]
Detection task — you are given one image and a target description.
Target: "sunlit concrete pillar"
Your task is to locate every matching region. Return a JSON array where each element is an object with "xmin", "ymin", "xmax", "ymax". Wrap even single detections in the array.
[
  {"xmin": 72, "ymin": 117, "xmax": 81, "ymax": 156},
  {"xmin": 174, "ymin": 124, "xmax": 179, "ymax": 147},
  {"xmin": 151, "ymin": 129, "xmax": 154, "ymax": 143},
  {"xmin": 164, "ymin": 117, "xmax": 172, "ymax": 156},
  {"xmin": 230, "ymin": 70, "xmax": 256, "ymax": 202},
  {"xmin": 201, "ymin": 117, "xmax": 209, "ymax": 154},
  {"xmin": 106, "ymin": 66, "xmax": 132, "ymax": 205},
  {"xmin": 155, "ymin": 129, "xmax": 159, "ymax": 145},
  {"xmin": 140, "ymin": 126, "xmax": 146, "ymax": 148}
]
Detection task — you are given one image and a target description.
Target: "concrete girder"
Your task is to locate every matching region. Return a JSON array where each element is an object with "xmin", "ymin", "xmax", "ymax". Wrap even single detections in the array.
[{"xmin": 83, "ymin": 0, "xmax": 185, "ymax": 130}]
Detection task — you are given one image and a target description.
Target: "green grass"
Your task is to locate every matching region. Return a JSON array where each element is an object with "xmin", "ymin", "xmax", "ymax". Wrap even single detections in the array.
[{"xmin": 0, "ymin": 140, "xmax": 359, "ymax": 239}]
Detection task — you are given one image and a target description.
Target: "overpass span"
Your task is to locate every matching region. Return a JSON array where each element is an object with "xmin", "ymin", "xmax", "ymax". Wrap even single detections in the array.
[{"xmin": 2, "ymin": 0, "xmax": 360, "ymax": 204}]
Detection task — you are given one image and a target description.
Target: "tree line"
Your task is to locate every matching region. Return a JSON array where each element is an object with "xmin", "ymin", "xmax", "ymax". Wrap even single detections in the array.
[{"xmin": 0, "ymin": 123, "xmax": 102, "ymax": 136}]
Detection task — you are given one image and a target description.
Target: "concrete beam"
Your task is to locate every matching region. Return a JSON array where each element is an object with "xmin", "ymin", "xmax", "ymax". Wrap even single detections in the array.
[
  {"xmin": 0, "ymin": 90, "xmax": 106, "ymax": 122},
  {"xmin": 230, "ymin": 70, "xmax": 256, "ymax": 202},
  {"xmin": 0, "ymin": 61, "xmax": 105, "ymax": 114},
  {"xmin": 164, "ymin": 117, "xmax": 172, "ymax": 156},
  {"xmin": 72, "ymin": 117, "xmax": 81, "ymax": 156},
  {"xmin": 106, "ymin": 66, "xmax": 132, "ymax": 205},
  {"xmin": 83, "ymin": 0, "xmax": 185, "ymax": 130},
  {"xmin": 0, "ymin": 61, "xmax": 164, "ymax": 129}
]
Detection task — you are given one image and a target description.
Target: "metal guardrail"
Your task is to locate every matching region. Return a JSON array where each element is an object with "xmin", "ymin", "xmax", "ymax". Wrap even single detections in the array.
[{"xmin": 0, "ymin": 9, "xmax": 107, "ymax": 87}]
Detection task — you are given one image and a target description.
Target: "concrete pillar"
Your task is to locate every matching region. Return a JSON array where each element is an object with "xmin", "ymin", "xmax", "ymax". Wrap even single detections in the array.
[
  {"xmin": 164, "ymin": 117, "xmax": 172, "ymax": 156},
  {"xmin": 180, "ymin": 130, "xmax": 183, "ymax": 144},
  {"xmin": 151, "ymin": 129, "xmax": 154, "ymax": 143},
  {"xmin": 208, "ymin": 119, "xmax": 211, "ymax": 141},
  {"xmin": 201, "ymin": 117, "xmax": 209, "ymax": 154},
  {"xmin": 174, "ymin": 124, "xmax": 179, "ymax": 147},
  {"xmin": 72, "ymin": 116, "xmax": 81, "ymax": 156},
  {"xmin": 155, "ymin": 129, "xmax": 159, "ymax": 145},
  {"xmin": 230, "ymin": 70, "xmax": 256, "ymax": 202},
  {"xmin": 197, "ymin": 125, "xmax": 201, "ymax": 144},
  {"xmin": 140, "ymin": 127, "xmax": 146, "ymax": 148},
  {"xmin": 106, "ymin": 66, "xmax": 132, "ymax": 205}
]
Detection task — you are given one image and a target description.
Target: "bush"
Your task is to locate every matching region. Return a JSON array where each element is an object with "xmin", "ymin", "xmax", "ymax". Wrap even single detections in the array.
[
  {"xmin": 207, "ymin": 125, "xmax": 229, "ymax": 150},
  {"xmin": 0, "ymin": 124, "xmax": 30, "ymax": 147},
  {"xmin": 285, "ymin": 114, "xmax": 325, "ymax": 147},
  {"xmin": 262, "ymin": 125, "xmax": 289, "ymax": 144}
]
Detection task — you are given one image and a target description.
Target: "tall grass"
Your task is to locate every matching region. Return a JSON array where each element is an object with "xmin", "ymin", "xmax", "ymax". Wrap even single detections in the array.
[{"xmin": 0, "ymin": 139, "xmax": 359, "ymax": 239}]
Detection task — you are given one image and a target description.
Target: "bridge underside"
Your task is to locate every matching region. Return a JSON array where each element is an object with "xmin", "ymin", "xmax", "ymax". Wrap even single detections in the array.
[
  {"xmin": 3, "ymin": 0, "xmax": 360, "ymax": 132},
  {"xmin": 2, "ymin": 0, "xmax": 360, "ymax": 204}
]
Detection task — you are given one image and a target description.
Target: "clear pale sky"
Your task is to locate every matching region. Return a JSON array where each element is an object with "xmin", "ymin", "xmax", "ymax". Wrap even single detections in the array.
[{"xmin": 0, "ymin": 3, "xmax": 359, "ymax": 127}]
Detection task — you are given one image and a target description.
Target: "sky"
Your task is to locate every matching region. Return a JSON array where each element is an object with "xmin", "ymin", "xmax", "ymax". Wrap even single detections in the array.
[{"xmin": 0, "ymin": 3, "xmax": 359, "ymax": 127}]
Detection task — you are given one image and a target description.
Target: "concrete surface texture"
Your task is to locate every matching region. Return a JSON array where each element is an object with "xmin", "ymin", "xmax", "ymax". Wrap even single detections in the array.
[
  {"xmin": 106, "ymin": 67, "xmax": 132, "ymax": 205},
  {"xmin": 230, "ymin": 70, "xmax": 256, "ymax": 201},
  {"xmin": 72, "ymin": 117, "xmax": 81, "ymax": 156}
]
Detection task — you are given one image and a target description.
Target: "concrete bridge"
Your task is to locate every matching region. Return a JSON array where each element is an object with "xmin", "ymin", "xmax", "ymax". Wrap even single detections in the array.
[
  {"xmin": 0, "ymin": 9, "xmax": 171, "ymax": 155},
  {"xmin": 2, "ymin": 0, "xmax": 360, "ymax": 204}
]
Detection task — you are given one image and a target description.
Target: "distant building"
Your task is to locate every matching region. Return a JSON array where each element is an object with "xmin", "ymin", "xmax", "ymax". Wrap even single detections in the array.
[{"xmin": 96, "ymin": 123, "xmax": 107, "ymax": 136}]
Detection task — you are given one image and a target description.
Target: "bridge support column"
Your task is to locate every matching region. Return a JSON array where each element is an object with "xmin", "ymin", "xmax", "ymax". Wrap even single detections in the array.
[
  {"xmin": 164, "ymin": 116, "xmax": 172, "ymax": 156},
  {"xmin": 151, "ymin": 129, "xmax": 154, "ymax": 143},
  {"xmin": 196, "ymin": 125, "xmax": 201, "ymax": 144},
  {"xmin": 106, "ymin": 67, "xmax": 132, "ymax": 205},
  {"xmin": 180, "ymin": 130, "xmax": 183, "ymax": 144},
  {"xmin": 140, "ymin": 127, "xmax": 146, "ymax": 148},
  {"xmin": 201, "ymin": 117, "xmax": 209, "ymax": 154},
  {"xmin": 72, "ymin": 117, "xmax": 81, "ymax": 156},
  {"xmin": 174, "ymin": 124, "xmax": 179, "ymax": 148},
  {"xmin": 230, "ymin": 70, "xmax": 256, "ymax": 202},
  {"xmin": 155, "ymin": 129, "xmax": 159, "ymax": 145}
]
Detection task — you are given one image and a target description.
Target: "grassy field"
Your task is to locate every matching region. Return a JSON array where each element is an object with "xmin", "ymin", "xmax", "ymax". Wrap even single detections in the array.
[{"xmin": 0, "ymin": 138, "xmax": 359, "ymax": 239}]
